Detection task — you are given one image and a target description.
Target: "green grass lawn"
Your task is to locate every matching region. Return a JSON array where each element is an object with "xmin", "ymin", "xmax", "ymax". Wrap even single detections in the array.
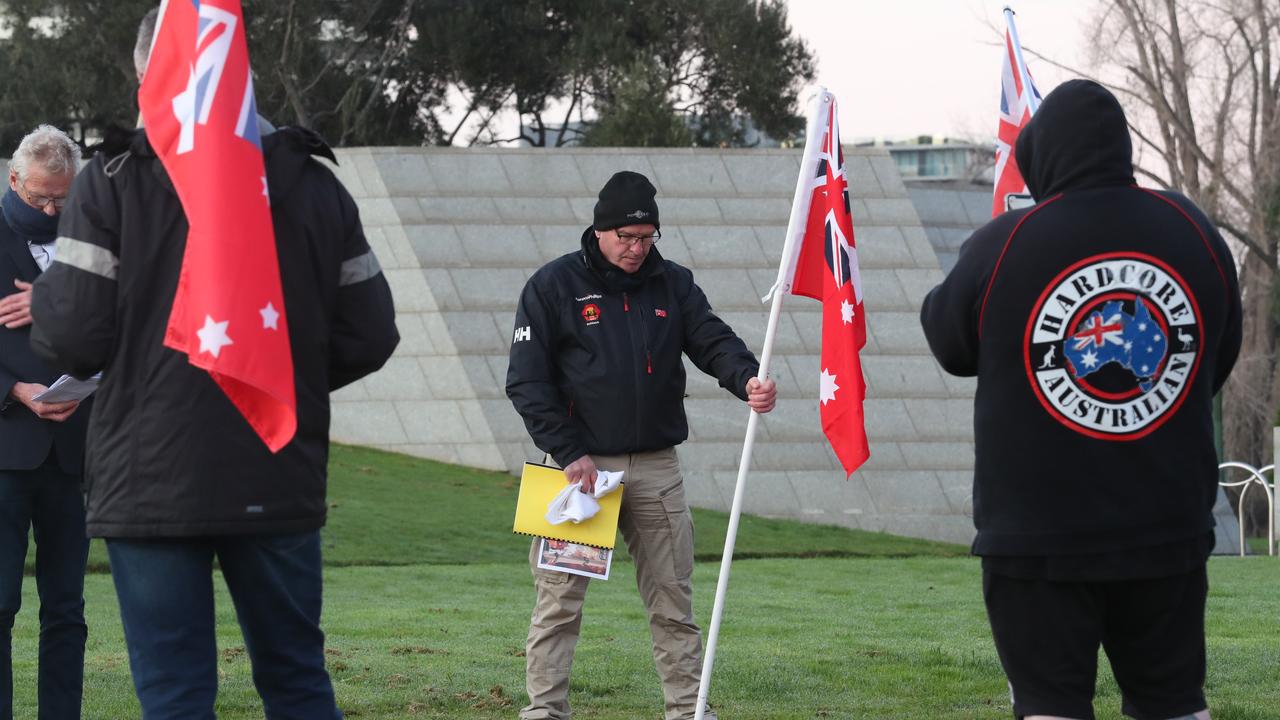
[
  {"xmin": 1245, "ymin": 536, "xmax": 1274, "ymax": 556},
  {"xmin": 12, "ymin": 445, "xmax": 1280, "ymax": 719}
]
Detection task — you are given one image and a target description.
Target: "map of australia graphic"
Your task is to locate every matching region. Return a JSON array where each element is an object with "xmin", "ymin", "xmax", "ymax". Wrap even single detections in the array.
[{"xmin": 1063, "ymin": 299, "xmax": 1168, "ymax": 392}]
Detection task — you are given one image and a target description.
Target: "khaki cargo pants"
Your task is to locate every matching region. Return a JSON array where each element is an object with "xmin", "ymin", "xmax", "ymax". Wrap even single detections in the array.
[{"xmin": 521, "ymin": 448, "xmax": 715, "ymax": 720}]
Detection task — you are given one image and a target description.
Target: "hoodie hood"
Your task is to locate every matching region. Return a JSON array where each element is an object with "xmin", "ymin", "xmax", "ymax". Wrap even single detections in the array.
[{"xmin": 1014, "ymin": 79, "xmax": 1135, "ymax": 200}]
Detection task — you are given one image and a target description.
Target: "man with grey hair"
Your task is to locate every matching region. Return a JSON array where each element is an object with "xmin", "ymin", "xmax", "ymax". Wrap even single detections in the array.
[{"xmin": 0, "ymin": 124, "xmax": 89, "ymax": 719}]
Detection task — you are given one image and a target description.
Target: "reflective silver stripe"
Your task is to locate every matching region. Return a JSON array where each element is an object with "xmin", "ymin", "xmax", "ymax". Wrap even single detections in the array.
[
  {"xmin": 53, "ymin": 236, "xmax": 118, "ymax": 280},
  {"xmin": 339, "ymin": 250, "xmax": 382, "ymax": 286}
]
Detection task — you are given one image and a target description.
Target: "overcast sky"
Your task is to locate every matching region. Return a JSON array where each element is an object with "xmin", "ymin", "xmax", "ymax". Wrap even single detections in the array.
[{"xmin": 783, "ymin": 0, "xmax": 1101, "ymax": 142}]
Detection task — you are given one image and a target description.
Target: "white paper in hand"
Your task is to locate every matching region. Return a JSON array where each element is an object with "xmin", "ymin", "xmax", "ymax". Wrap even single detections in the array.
[{"xmin": 32, "ymin": 373, "xmax": 102, "ymax": 403}]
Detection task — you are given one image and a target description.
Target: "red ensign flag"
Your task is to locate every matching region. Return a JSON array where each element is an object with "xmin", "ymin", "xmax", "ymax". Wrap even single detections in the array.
[
  {"xmin": 139, "ymin": 0, "xmax": 296, "ymax": 451},
  {"xmin": 788, "ymin": 101, "xmax": 869, "ymax": 477}
]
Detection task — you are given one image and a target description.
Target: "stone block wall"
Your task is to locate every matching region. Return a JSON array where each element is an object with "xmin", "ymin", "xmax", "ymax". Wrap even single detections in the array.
[{"xmin": 321, "ymin": 147, "xmax": 977, "ymax": 544}]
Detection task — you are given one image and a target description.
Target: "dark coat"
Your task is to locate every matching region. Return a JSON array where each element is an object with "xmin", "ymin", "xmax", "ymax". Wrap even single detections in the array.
[
  {"xmin": 0, "ymin": 204, "xmax": 88, "ymax": 474},
  {"xmin": 920, "ymin": 80, "xmax": 1242, "ymax": 559},
  {"xmin": 29, "ymin": 127, "xmax": 399, "ymax": 538},
  {"xmin": 506, "ymin": 228, "xmax": 759, "ymax": 468}
]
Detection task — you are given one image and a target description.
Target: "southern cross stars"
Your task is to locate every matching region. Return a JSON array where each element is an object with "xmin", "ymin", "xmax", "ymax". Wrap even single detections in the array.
[
  {"xmin": 819, "ymin": 368, "xmax": 840, "ymax": 405},
  {"xmin": 197, "ymin": 302, "xmax": 279, "ymax": 358},
  {"xmin": 260, "ymin": 301, "xmax": 280, "ymax": 330},
  {"xmin": 840, "ymin": 299, "xmax": 855, "ymax": 325},
  {"xmin": 197, "ymin": 315, "xmax": 233, "ymax": 358}
]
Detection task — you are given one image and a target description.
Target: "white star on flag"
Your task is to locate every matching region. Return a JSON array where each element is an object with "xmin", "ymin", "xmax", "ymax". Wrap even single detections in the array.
[
  {"xmin": 840, "ymin": 299, "xmax": 855, "ymax": 325},
  {"xmin": 260, "ymin": 301, "xmax": 280, "ymax": 330},
  {"xmin": 819, "ymin": 368, "xmax": 840, "ymax": 406},
  {"xmin": 196, "ymin": 315, "xmax": 233, "ymax": 358},
  {"xmin": 1082, "ymin": 350, "xmax": 1098, "ymax": 368}
]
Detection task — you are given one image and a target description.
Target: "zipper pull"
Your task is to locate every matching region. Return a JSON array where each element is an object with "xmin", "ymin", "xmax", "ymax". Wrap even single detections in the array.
[
  {"xmin": 647, "ymin": 351, "xmax": 652, "ymax": 375},
  {"xmin": 624, "ymin": 293, "xmax": 630, "ymax": 312}
]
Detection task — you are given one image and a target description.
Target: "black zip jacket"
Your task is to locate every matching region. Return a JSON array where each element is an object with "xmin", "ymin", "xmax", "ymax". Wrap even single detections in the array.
[
  {"xmin": 28, "ymin": 127, "xmax": 399, "ymax": 538},
  {"xmin": 920, "ymin": 80, "xmax": 1242, "ymax": 558},
  {"xmin": 506, "ymin": 228, "xmax": 759, "ymax": 467}
]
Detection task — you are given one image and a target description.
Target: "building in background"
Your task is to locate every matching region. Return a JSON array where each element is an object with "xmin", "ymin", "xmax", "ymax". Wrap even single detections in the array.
[{"xmin": 878, "ymin": 138, "xmax": 994, "ymax": 274}]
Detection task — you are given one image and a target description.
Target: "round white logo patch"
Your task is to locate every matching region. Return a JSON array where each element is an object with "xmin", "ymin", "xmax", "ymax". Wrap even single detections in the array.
[{"xmin": 1024, "ymin": 252, "xmax": 1202, "ymax": 440}]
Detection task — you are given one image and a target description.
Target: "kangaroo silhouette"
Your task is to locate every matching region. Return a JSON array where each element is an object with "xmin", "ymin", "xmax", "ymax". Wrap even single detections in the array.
[{"xmin": 1039, "ymin": 345, "xmax": 1056, "ymax": 369}]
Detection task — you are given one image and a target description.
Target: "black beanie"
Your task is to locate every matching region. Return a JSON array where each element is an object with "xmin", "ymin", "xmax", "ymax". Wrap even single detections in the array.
[{"xmin": 593, "ymin": 171, "xmax": 660, "ymax": 230}]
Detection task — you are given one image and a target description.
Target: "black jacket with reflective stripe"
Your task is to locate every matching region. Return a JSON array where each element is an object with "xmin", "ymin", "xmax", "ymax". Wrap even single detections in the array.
[
  {"xmin": 506, "ymin": 228, "xmax": 759, "ymax": 468},
  {"xmin": 29, "ymin": 127, "xmax": 398, "ymax": 538}
]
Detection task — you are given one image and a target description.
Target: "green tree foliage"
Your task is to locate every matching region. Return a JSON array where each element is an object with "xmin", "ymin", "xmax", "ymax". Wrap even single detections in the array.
[
  {"xmin": 0, "ymin": 0, "xmax": 814, "ymax": 150},
  {"xmin": 580, "ymin": 61, "xmax": 692, "ymax": 147},
  {"xmin": 0, "ymin": 1, "xmax": 429, "ymax": 150},
  {"xmin": 0, "ymin": 0, "xmax": 155, "ymax": 150},
  {"xmin": 242, "ymin": 1, "xmax": 432, "ymax": 147},
  {"xmin": 424, "ymin": 0, "xmax": 816, "ymax": 147}
]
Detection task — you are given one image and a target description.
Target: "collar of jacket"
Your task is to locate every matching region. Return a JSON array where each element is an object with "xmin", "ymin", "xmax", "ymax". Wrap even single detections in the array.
[
  {"xmin": 87, "ymin": 124, "xmax": 339, "ymax": 209},
  {"xmin": 578, "ymin": 225, "xmax": 665, "ymax": 293}
]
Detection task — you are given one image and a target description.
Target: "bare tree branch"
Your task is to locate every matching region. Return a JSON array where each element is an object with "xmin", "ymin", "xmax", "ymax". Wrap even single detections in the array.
[{"xmin": 1133, "ymin": 165, "xmax": 1174, "ymax": 188}]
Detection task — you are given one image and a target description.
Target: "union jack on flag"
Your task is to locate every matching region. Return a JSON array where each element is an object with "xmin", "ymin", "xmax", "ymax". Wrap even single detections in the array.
[
  {"xmin": 783, "ymin": 96, "xmax": 869, "ymax": 477},
  {"xmin": 1072, "ymin": 313, "xmax": 1125, "ymax": 350},
  {"xmin": 993, "ymin": 9, "xmax": 1041, "ymax": 217}
]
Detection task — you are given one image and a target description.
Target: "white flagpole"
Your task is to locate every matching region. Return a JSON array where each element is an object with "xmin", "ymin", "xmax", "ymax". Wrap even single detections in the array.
[
  {"xmin": 1003, "ymin": 7, "xmax": 1040, "ymax": 114},
  {"xmin": 694, "ymin": 88, "xmax": 834, "ymax": 720}
]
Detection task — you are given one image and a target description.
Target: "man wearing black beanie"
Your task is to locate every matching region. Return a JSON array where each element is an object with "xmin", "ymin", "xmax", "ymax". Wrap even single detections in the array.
[
  {"xmin": 507, "ymin": 170, "xmax": 777, "ymax": 720},
  {"xmin": 921, "ymin": 80, "xmax": 1241, "ymax": 720}
]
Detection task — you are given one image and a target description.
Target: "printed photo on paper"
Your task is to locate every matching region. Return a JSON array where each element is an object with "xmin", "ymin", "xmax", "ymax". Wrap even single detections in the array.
[{"xmin": 536, "ymin": 537, "xmax": 612, "ymax": 580}]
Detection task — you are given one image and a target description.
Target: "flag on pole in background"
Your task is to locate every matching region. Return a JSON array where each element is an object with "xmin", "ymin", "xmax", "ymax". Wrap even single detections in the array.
[
  {"xmin": 784, "ymin": 100, "xmax": 869, "ymax": 477},
  {"xmin": 993, "ymin": 8, "xmax": 1042, "ymax": 216},
  {"xmin": 138, "ymin": 0, "xmax": 297, "ymax": 451}
]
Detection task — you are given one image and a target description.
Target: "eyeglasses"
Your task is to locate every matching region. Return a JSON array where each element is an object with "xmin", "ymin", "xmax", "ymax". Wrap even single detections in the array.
[
  {"xmin": 19, "ymin": 181, "xmax": 68, "ymax": 210},
  {"xmin": 614, "ymin": 230, "xmax": 661, "ymax": 247}
]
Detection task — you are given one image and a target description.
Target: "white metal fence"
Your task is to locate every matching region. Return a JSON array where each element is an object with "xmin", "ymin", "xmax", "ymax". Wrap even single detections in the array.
[{"xmin": 1217, "ymin": 462, "xmax": 1275, "ymax": 557}]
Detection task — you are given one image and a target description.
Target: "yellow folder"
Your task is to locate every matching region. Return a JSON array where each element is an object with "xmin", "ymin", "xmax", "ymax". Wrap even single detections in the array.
[{"xmin": 513, "ymin": 462, "xmax": 623, "ymax": 549}]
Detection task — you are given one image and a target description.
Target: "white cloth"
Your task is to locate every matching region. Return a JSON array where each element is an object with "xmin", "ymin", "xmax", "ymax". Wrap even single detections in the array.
[
  {"xmin": 544, "ymin": 469, "xmax": 624, "ymax": 525},
  {"xmin": 591, "ymin": 469, "xmax": 623, "ymax": 498}
]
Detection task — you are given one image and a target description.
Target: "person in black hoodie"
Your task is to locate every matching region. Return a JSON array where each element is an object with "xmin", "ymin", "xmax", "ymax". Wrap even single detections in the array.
[
  {"xmin": 507, "ymin": 171, "xmax": 776, "ymax": 720},
  {"xmin": 26, "ymin": 8, "xmax": 398, "ymax": 719},
  {"xmin": 921, "ymin": 79, "xmax": 1241, "ymax": 720}
]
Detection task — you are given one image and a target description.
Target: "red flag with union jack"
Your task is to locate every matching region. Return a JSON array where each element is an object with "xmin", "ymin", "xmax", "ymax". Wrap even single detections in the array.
[
  {"xmin": 786, "ymin": 99, "xmax": 869, "ymax": 477},
  {"xmin": 138, "ymin": 0, "xmax": 296, "ymax": 451},
  {"xmin": 993, "ymin": 9, "xmax": 1042, "ymax": 217}
]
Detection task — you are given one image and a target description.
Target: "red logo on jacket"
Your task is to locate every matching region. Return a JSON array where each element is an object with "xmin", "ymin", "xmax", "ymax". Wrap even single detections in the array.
[
  {"xmin": 581, "ymin": 303, "xmax": 601, "ymax": 324},
  {"xmin": 654, "ymin": 308, "xmax": 667, "ymax": 318}
]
